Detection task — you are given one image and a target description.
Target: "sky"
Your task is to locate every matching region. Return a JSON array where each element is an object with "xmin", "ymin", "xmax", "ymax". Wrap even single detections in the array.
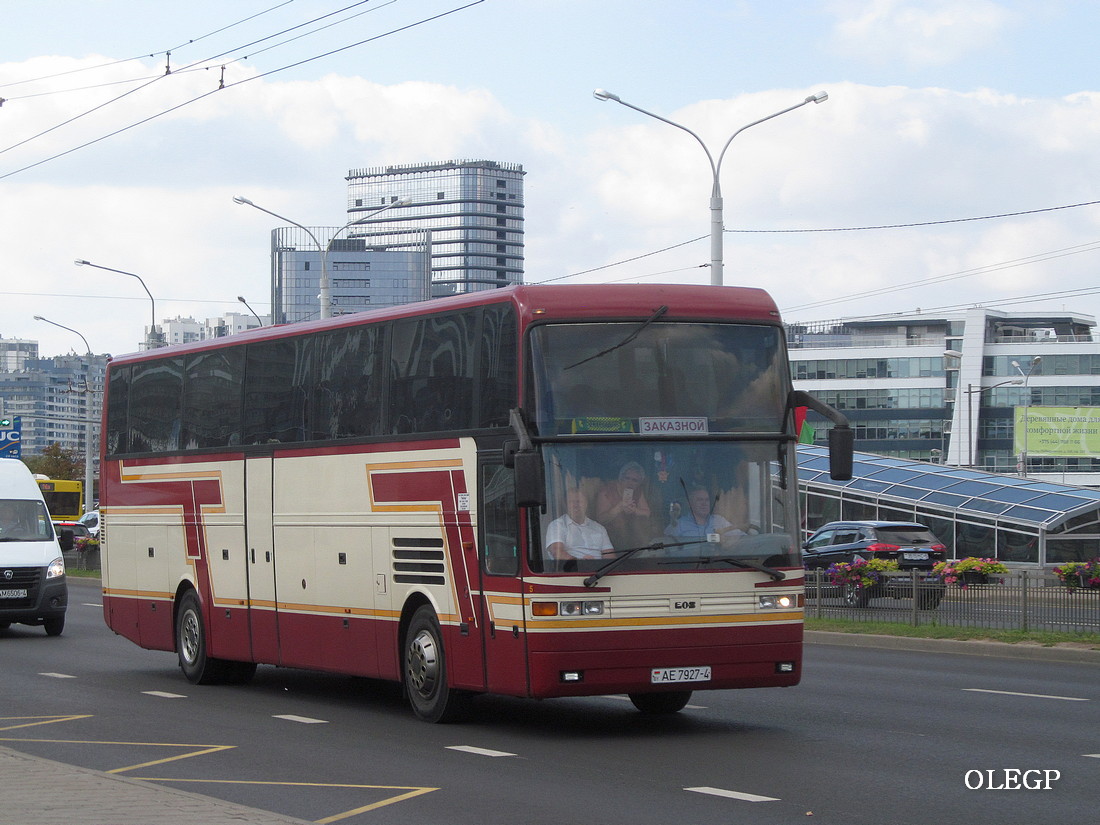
[{"xmin": 3, "ymin": 0, "xmax": 1100, "ymax": 357}]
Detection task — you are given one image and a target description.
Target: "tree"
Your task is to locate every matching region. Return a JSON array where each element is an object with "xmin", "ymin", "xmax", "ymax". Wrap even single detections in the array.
[{"xmin": 24, "ymin": 443, "xmax": 83, "ymax": 480}]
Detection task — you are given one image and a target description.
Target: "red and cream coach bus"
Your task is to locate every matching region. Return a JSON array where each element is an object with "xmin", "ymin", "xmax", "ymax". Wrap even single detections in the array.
[{"xmin": 100, "ymin": 284, "xmax": 851, "ymax": 722}]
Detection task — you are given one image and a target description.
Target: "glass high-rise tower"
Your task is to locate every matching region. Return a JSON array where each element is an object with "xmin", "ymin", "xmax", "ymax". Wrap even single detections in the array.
[{"xmin": 345, "ymin": 159, "xmax": 525, "ymax": 296}]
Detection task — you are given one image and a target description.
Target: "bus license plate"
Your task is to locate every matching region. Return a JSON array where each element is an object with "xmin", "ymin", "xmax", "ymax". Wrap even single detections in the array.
[
  {"xmin": 651, "ymin": 666, "xmax": 711, "ymax": 684},
  {"xmin": 0, "ymin": 588, "xmax": 28, "ymax": 599}
]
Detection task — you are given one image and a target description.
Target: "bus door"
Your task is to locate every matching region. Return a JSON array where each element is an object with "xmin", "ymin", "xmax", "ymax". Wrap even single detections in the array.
[
  {"xmin": 475, "ymin": 460, "xmax": 529, "ymax": 696},
  {"xmin": 244, "ymin": 454, "xmax": 280, "ymax": 663}
]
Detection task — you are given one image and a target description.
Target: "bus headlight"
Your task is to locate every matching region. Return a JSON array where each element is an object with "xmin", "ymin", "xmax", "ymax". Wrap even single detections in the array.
[
  {"xmin": 532, "ymin": 600, "xmax": 605, "ymax": 617},
  {"xmin": 758, "ymin": 594, "xmax": 797, "ymax": 610},
  {"xmin": 560, "ymin": 600, "xmax": 605, "ymax": 617}
]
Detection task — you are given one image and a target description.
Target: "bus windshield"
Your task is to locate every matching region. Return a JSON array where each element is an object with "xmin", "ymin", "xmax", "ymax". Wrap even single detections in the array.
[
  {"xmin": 531, "ymin": 440, "xmax": 798, "ymax": 575},
  {"xmin": 529, "ymin": 322, "xmax": 786, "ymax": 436}
]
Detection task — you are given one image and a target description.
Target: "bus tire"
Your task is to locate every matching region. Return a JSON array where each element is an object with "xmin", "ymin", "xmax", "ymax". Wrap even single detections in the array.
[
  {"xmin": 629, "ymin": 691, "xmax": 692, "ymax": 715},
  {"xmin": 176, "ymin": 590, "xmax": 230, "ymax": 685},
  {"xmin": 403, "ymin": 605, "xmax": 469, "ymax": 723}
]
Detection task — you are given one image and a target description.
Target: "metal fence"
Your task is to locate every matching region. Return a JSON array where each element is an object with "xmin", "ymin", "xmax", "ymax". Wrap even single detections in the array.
[{"xmin": 805, "ymin": 569, "xmax": 1100, "ymax": 634}]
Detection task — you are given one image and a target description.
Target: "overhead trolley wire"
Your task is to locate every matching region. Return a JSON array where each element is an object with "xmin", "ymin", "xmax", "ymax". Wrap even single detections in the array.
[
  {"xmin": 0, "ymin": 0, "xmax": 384, "ymax": 156},
  {"xmin": 0, "ymin": 0, "xmax": 296, "ymax": 94},
  {"xmin": 0, "ymin": 1, "xmax": 484, "ymax": 181}
]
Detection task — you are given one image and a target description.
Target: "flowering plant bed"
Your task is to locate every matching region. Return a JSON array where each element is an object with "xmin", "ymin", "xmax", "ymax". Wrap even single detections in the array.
[
  {"xmin": 1052, "ymin": 558, "xmax": 1100, "ymax": 591},
  {"xmin": 826, "ymin": 557, "xmax": 899, "ymax": 589},
  {"xmin": 75, "ymin": 536, "xmax": 100, "ymax": 554},
  {"xmin": 932, "ymin": 557, "xmax": 1008, "ymax": 586}
]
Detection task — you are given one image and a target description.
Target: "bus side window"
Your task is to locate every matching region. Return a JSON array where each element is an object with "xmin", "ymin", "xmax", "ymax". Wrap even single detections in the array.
[{"xmin": 481, "ymin": 463, "xmax": 518, "ymax": 577}]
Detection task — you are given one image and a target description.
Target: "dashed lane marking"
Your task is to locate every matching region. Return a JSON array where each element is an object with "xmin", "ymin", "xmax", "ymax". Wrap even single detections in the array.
[
  {"xmin": 39, "ymin": 672, "xmax": 76, "ymax": 679},
  {"xmin": 963, "ymin": 688, "xmax": 1088, "ymax": 702},
  {"xmin": 686, "ymin": 786, "xmax": 780, "ymax": 802},
  {"xmin": 446, "ymin": 745, "xmax": 517, "ymax": 757},
  {"xmin": 143, "ymin": 691, "xmax": 186, "ymax": 699},
  {"xmin": 273, "ymin": 714, "xmax": 329, "ymax": 724}
]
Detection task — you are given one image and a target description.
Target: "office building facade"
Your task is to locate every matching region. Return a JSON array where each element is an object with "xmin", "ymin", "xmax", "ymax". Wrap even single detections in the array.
[
  {"xmin": 345, "ymin": 159, "xmax": 525, "ymax": 296},
  {"xmin": 0, "ymin": 346, "xmax": 106, "ymax": 461},
  {"xmin": 271, "ymin": 229, "xmax": 432, "ymax": 324},
  {"xmin": 789, "ymin": 307, "xmax": 1100, "ymax": 485}
]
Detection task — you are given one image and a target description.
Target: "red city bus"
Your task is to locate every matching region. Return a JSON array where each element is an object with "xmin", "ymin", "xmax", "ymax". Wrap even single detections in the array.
[{"xmin": 99, "ymin": 284, "xmax": 850, "ymax": 721}]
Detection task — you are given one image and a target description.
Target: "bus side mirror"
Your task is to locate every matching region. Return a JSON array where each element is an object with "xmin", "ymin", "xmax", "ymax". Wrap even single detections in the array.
[
  {"xmin": 513, "ymin": 450, "xmax": 546, "ymax": 509},
  {"xmin": 828, "ymin": 426, "xmax": 853, "ymax": 481}
]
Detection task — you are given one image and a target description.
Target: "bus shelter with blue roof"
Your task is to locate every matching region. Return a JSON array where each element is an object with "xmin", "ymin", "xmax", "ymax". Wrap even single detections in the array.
[{"xmin": 797, "ymin": 445, "xmax": 1100, "ymax": 567}]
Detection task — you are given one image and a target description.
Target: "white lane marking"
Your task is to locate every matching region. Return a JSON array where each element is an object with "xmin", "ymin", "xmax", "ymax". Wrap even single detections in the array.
[
  {"xmin": 1084, "ymin": 754, "xmax": 1100, "ymax": 759},
  {"xmin": 82, "ymin": 603, "xmax": 102, "ymax": 608},
  {"xmin": 273, "ymin": 714, "xmax": 329, "ymax": 724},
  {"xmin": 446, "ymin": 745, "xmax": 517, "ymax": 757},
  {"xmin": 686, "ymin": 786, "xmax": 779, "ymax": 803},
  {"xmin": 39, "ymin": 672, "xmax": 76, "ymax": 679},
  {"xmin": 963, "ymin": 688, "xmax": 1088, "ymax": 702},
  {"xmin": 143, "ymin": 691, "xmax": 186, "ymax": 699}
]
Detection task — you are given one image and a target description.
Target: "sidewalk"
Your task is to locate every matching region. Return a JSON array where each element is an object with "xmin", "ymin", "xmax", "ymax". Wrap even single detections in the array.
[
  {"xmin": 0, "ymin": 746, "xmax": 312, "ymax": 825},
  {"xmin": 806, "ymin": 630, "xmax": 1100, "ymax": 664}
]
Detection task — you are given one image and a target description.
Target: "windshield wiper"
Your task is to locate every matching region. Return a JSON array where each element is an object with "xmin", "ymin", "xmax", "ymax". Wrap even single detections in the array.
[
  {"xmin": 583, "ymin": 537, "xmax": 707, "ymax": 587},
  {"xmin": 565, "ymin": 305, "xmax": 669, "ymax": 370},
  {"xmin": 699, "ymin": 556, "xmax": 786, "ymax": 581}
]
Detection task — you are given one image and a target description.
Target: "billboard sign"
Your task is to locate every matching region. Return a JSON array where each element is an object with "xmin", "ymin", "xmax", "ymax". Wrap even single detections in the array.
[
  {"xmin": 0, "ymin": 416, "xmax": 21, "ymax": 459},
  {"xmin": 1014, "ymin": 406, "xmax": 1100, "ymax": 457}
]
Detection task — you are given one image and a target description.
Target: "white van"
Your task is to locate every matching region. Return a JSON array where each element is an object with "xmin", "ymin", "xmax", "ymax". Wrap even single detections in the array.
[{"xmin": 0, "ymin": 459, "xmax": 68, "ymax": 636}]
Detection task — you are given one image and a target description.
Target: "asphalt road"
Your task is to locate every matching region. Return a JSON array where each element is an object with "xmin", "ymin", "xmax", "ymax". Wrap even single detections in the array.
[{"xmin": 2, "ymin": 578, "xmax": 1097, "ymax": 825}]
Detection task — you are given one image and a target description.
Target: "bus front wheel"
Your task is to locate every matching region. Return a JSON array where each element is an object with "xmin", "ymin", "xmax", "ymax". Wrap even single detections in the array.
[
  {"xmin": 175, "ymin": 590, "xmax": 255, "ymax": 685},
  {"xmin": 404, "ymin": 605, "xmax": 469, "ymax": 723}
]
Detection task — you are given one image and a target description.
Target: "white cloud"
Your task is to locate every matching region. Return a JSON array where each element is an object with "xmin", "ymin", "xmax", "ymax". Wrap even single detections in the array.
[
  {"xmin": 828, "ymin": 0, "xmax": 1015, "ymax": 66},
  {"xmin": 6, "ymin": 47, "xmax": 1100, "ymax": 357}
]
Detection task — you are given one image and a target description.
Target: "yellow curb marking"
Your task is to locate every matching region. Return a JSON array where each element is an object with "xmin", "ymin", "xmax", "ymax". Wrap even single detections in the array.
[{"xmin": 1, "ymin": 716, "xmax": 437, "ymax": 820}]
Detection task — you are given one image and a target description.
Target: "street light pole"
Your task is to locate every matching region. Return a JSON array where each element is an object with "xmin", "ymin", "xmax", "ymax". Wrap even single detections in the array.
[
  {"xmin": 943, "ymin": 349, "xmax": 1023, "ymax": 469},
  {"xmin": 74, "ymin": 259, "xmax": 162, "ymax": 349},
  {"xmin": 232, "ymin": 196, "xmax": 328, "ymax": 316},
  {"xmin": 237, "ymin": 296, "xmax": 264, "ymax": 326},
  {"xmin": 1012, "ymin": 356, "xmax": 1042, "ymax": 477},
  {"xmin": 32, "ymin": 315, "xmax": 96, "ymax": 514},
  {"xmin": 592, "ymin": 88, "xmax": 828, "ymax": 286},
  {"xmin": 961, "ymin": 380, "xmax": 1023, "ymax": 468},
  {"xmin": 234, "ymin": 196, "xmax": 412, "ymax": 320}
]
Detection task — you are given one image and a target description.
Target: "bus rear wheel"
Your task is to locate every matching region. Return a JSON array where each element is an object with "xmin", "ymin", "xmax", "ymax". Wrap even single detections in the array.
[
  {"xmin": 629, "ymin": 691, "xmax": 692, "ymax": 715},
  {"xmin": 404, "ymin": 605, "xmax": 469, "ymax": 723}
]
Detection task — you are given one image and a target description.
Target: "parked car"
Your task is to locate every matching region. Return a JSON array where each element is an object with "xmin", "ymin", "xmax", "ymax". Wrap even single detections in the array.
[
  {"xmin": 53, "ymin": 520, "xmax": 91, "ymax": 539},
  {"xmin": 77, "ymin": 509, "xmax": 99, "ymax": 538},
  {"xmin": 802, "ymin": 521, "xmax": 947, "ymax": 608}
]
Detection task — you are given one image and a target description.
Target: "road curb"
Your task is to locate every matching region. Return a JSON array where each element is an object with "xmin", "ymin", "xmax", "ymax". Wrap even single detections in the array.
[{"xmin": 806, "ymin": 630, "xmax": 1100, "ymax": 664}]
